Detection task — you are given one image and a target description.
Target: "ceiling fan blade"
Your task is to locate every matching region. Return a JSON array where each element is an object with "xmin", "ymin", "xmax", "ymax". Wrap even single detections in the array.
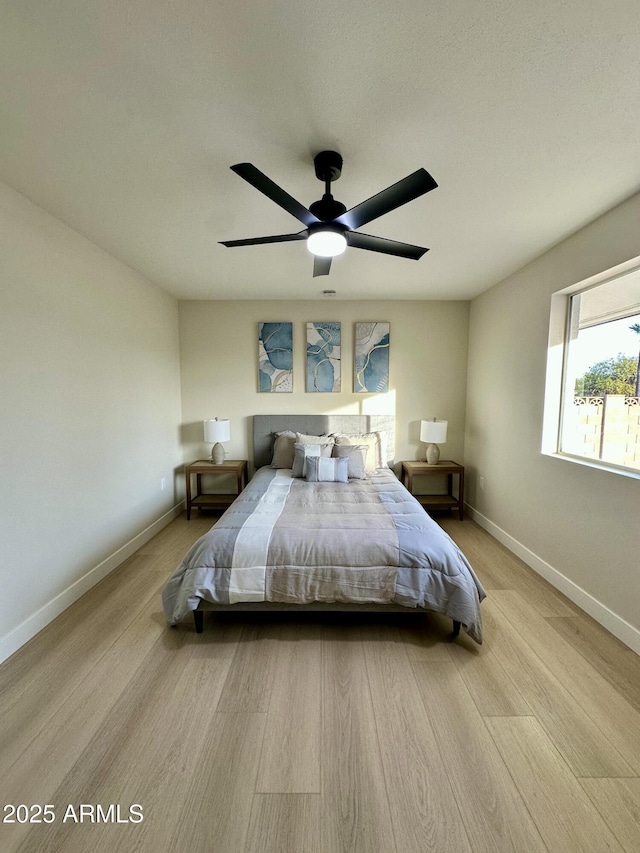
[
  {"xmin": 336, "ymin": 168, "xmax": 437, "ymax": 231},
  {"xmin": 230, "ymin": 163, "xmax": 319, "ymax": 227},
  {"xmin": 220, "ymin": 231, "xmax": 308, "ymax": 248},
  {"xmin": 346, "ymin": 231, "xmax": 429, "ymax": 260},
  {"xmin": 313, "ymin": 255, "xmax": 332, "ymax": 277}
]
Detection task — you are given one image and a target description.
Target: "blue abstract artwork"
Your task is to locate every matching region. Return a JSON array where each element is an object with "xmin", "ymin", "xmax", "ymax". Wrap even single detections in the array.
[
  {"xmin": 354, "ymin": 322, "xmax": 390, "ymax": 393},
  {"xmin": 258, "ymin": 322, "xmax": 293, "ymax": 392},
  {"xmin": 306, "ymin": 322, "xmax": 341, "ymax": 392}
]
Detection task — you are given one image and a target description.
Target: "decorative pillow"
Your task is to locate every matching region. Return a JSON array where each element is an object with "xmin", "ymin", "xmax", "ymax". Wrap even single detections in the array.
[
  {"xmin": 305, "ymin": 455, "xmax": 349, "ymax": 483},
  {"xmin": 295, "ymin": 432, "xmax": 335, "ymax": 449},
  {"xmin": 333, "ymin": 432, "xmax": 387, "ymax": 473},
  {"xmin": 291, "ymin": 442, "xmax": 333, "ymax": 477},
  {"xmin": 271, "ymin": 430, "xmax": 296, "ymax": 468},
  {"xmin": 331, "ymin": 444, "xmax": 369, "ymax": 479},
  {"xmin": 376, "ymin": 430, "xmax": 389, "ymax": 466}
]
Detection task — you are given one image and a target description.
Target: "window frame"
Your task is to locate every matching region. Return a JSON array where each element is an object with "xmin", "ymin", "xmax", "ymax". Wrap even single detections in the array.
[{"xmin": 542, "ymin": 254, "xmax": 640, "ymax": 480}]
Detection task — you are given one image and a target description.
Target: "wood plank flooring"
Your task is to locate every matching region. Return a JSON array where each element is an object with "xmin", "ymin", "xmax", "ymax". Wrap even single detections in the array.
[{"xmin": 1, "ymin": 511, "xmax": 639, "ymax": 852}]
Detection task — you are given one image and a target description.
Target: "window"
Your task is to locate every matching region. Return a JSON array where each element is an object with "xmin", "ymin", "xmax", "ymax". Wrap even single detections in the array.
[{"xmin": 543, "ymin": 257, "xmax": 640, "ymax": 476}]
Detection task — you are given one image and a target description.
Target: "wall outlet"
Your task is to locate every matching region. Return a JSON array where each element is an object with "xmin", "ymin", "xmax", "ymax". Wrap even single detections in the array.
[
  {"xmin": 479, "ymin": 476, "xmax": 485, "ymax": 491},
  {"xmin": 160, "ymin": 477, "xmax": 167, "ymax": 491}
]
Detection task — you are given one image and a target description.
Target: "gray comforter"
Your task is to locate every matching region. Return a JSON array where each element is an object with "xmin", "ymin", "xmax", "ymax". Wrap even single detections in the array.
[{"xmin": 162, "ymin": 467, "xmax": 485, "ymax": 643}]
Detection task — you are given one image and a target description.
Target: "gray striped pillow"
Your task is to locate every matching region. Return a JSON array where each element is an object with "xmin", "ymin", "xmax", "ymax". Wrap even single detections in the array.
[{"xmin": 305, "ymin": 455, "xmax": 349, "ymax": 483}]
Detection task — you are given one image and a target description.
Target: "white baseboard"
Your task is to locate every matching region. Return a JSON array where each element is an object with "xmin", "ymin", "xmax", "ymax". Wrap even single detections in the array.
[
  {"xmin": 466, "ymin": 504, "xmax": 640, "ymax": 655},
  {"xmin": 0, "ymin": 502, "xmax": 185, "ymax": 666}
]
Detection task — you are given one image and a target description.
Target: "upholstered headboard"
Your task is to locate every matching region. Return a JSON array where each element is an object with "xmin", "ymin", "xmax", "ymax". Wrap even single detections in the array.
[{"xmin": 253, "ymin": 414, "xmax": 395, "ymax": 469}]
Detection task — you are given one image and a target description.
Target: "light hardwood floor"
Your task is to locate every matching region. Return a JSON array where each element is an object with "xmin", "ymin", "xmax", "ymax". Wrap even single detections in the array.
[{"xmin": 1, "ymin": 512, "xmax": 639, "ymax": 852}]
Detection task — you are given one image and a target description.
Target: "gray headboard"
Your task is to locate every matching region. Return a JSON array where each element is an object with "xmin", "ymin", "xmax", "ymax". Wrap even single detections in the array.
[{"xmin": 253, "ymin": 414, "xmax": 395, "ymax": 469}]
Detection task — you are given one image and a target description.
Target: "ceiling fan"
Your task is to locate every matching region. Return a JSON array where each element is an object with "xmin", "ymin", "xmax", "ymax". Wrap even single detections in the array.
[{"xmin": 219, "ymin": 151, "xmax": 438, "ymax": 277}]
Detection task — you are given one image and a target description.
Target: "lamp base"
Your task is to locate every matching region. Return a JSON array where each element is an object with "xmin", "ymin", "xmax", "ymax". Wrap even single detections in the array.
[
  {"xmin": 426, "ymin": 443, "xmax": 441, "ymax": 465},
  {"xmin": 211, "ymin": 442, "xmax": 225, "ymax": 464}
]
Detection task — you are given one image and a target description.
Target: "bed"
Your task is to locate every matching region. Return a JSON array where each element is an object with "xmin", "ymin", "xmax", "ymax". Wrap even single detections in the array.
[{"xmin": 162, "ymin": 415, "xmax": 485, "ymax": 643}]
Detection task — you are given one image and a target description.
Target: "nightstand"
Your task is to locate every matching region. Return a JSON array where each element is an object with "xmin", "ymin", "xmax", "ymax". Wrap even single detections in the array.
[
  {"xmin": 400, "ymin": 460, "xmax": 465, "ymax": 520},
  {"xmin": 185, "ymin": 459, "xmax": 248, "ymax": 520}
]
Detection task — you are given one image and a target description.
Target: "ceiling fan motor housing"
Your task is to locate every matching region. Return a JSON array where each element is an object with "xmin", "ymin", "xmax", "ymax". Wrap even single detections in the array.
[{"xmin": 309, "ymin": 195, "xmax": 347, "ymax": 221}]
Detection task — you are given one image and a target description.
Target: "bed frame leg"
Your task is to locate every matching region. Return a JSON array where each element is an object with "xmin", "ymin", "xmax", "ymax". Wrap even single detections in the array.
[
  {"xmin": 193, "ymin": 610, "xmax": 204, "ymax": 634},
  {"xmin": 451, "ymin": 620, "xmax": 461, "ymax": 638}
]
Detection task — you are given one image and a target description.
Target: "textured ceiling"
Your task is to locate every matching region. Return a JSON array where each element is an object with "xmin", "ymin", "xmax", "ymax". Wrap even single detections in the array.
[{"xmin": 1, "ymin": 1, "xmax": 639, "ymax": 300}]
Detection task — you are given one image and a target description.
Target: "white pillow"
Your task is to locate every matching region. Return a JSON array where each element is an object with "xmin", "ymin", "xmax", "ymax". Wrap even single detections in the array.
[
  {"xmin": 295, "ymin": 432, "xmax": 335, "ymax": 448},
  {"xmin": 333, "ymin": 431, "xmax": 387, "ymax": 473}
]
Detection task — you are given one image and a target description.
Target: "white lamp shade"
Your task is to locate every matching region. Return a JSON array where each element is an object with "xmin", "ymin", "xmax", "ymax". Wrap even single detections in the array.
[
  {"xmin": 420, "ymin": 419, "xmax": 448, "ymax": 444},
  {"xmin": 203, "ymin": 419, "xmax": 230, "ymax": 443},
  {"xmin": 307, "ymin": 229, "xmax": 347, "ymax": 257}
]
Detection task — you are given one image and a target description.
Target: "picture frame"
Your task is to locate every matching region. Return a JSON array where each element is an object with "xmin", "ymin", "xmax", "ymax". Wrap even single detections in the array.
[
  {"xmin": 354, "ymin": 322, "xmax": 390, "ymax": 392},
  {"xmin": 306, "ymin": 322, "xmax": 341, "ymax": 392},
  {"xmin": 258, "ymin": 322, "xmax": 293, "ymax": 392}
]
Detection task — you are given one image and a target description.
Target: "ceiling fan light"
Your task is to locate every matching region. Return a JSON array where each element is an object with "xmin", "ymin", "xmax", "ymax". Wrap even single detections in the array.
[{"xmin": 307, "ymin": 229, "xmax": 347, "ymax": 257}]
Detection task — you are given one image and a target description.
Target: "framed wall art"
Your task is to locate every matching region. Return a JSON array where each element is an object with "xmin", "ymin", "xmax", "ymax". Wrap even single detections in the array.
[
  {"xmin": 306, "ymin": 322, "xmax": 341, "ymax": 392},
  {"xmin": 258, "ymin": 322, "xmax": 293, "ymax": 392},
  {"xmin": 354, "ymin": 322, "xmax": 390, "ymax": 393}
]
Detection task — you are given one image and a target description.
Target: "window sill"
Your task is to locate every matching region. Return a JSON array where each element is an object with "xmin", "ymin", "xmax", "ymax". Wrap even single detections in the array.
[{"xmin": 543, "ymin": 450, "xmax": 640, "ymax": 481}]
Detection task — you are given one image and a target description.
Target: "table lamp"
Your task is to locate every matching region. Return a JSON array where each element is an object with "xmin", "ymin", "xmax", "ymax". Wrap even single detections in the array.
[
  {"xmin": 203, "ymin": 418, "xmax": 230, "ymax": 464},
  {"xmin": 420, "ymin": 419, "xmax": 448, "ymax": 465}
]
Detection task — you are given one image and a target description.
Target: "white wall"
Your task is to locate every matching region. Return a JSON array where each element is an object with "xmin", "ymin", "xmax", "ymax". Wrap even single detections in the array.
[
  {"xmin": 0, "ymin": 182, "xmax": 183, "ymax": 662},
  {"xmin": 178, "ymin": 299, "xmax": 469, "ymax": 474},
  {"xmin": 465, "ymin": 190, "xmax": 640, "ymax": 652},
  {"xmin": 7, "ymin": 164, "xmax": 636, "ymax": 663}
]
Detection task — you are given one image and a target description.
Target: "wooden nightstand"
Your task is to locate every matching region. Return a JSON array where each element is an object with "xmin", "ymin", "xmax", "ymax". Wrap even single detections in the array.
[
  {"xmin": 185, "ymin": 459, "xmax": 248, "ymax": 520},
  {"xmin": 400, "ymin": 460, "xmax": 465, "ymax": 520}
]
